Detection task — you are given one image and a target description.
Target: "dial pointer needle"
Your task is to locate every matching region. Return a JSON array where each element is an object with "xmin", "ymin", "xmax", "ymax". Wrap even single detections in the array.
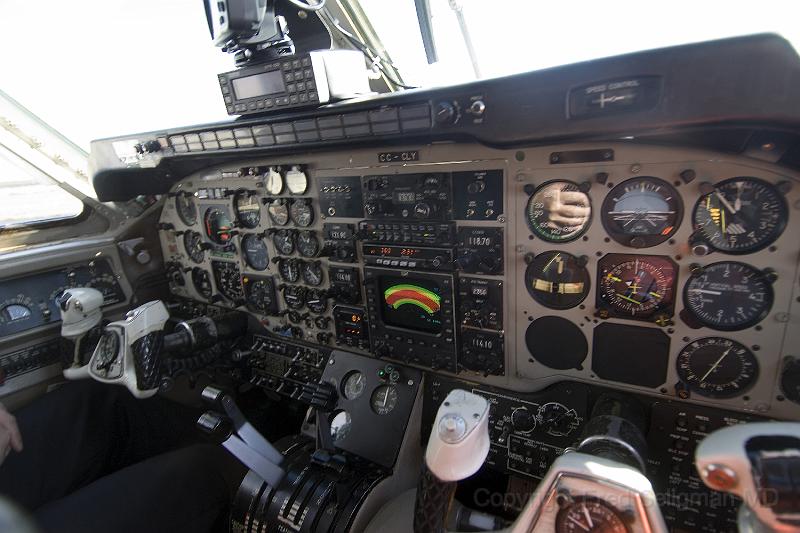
[
  {"xmin": 700, "ymin": 346, "xmax": 733, "ymax": 382},
  {"xmin": 715, "ymin": 191, "xmax": 737, "ymax": 214}
]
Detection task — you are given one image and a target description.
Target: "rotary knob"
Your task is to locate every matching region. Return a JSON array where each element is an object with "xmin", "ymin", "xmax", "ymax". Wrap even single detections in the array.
[
  {"xmin": 434, "ymin": 101, "xmax": 458, "ymax": 125},
  {"xmin": 511, "ymin": 407, "xmax": 536, "ymax": 434}
]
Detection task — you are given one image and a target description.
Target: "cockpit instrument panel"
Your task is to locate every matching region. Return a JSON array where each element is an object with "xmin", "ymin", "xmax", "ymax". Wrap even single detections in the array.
[{"xmin": 157, "ymin": 141, "xmax": 800, "ymax": 420}]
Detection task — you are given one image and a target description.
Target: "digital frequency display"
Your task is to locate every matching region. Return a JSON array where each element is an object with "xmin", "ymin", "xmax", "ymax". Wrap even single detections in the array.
[
  {"xmin": 232, "ymin": 70, "xmax": 287, "ymax": 99},
  {"xmin": 379, "ymin": 277, "xmax": 443, "ymax": 334}
]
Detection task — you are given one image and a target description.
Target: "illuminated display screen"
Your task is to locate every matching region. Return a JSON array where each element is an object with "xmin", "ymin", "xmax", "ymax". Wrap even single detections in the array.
[
  {"xmin": 379, "ymin": 276, "xmax": 443, "ymax": 334},
  {"xmin": 232, "ymin": 70, "xmax": 286, "ymax": 99},
  {"xmin": 363, "ymin": 246, "xmax": 440, "ymax": 259}
]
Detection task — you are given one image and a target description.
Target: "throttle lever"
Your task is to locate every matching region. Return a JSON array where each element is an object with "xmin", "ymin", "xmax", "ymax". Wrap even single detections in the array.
[{"xmin": 201, "ymin": 385, "xmax": 284, "ymax": 466}]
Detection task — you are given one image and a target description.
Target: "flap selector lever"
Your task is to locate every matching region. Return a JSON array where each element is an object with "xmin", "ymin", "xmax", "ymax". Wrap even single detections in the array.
[{"xmin": 197, "ymin": 385, "xmax": 285, "ymax": 488}]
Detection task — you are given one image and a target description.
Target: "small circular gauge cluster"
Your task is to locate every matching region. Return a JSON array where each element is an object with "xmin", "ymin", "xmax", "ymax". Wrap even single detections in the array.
[
  {"xmin": 270, "ymin": 230, "xmax": 320, "ymax": 258},
  {"xmin": 267, "ymin": 198, "xmax": 314, "ymax": 227},
  {"xmin": 275, "ymin": 258, "xmax": 325, "ymax": 286}
]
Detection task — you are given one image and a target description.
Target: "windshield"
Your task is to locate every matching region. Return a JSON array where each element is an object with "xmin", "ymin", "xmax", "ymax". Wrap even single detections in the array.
[
  {"xmin": 361, "ymin": 0, "xmax": 800, "ymax": 88},
  {"xmin": 2, "ymin": 0, "xmax": 799, "ymax": 152}
]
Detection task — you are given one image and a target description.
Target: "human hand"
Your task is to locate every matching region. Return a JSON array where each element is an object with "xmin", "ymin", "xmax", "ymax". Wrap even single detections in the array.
[
  {"xmin": 0, "ymin": 402, "xmax": 23, "ymax": 466},
  {"xmin": 543, "ymin": 189, "xmax": 590, "ymax": 227}
]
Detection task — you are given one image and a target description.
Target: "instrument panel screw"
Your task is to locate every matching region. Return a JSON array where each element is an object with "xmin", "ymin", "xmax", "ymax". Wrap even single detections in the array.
[
  {"xmin": 775, "ymin": 312, "xmax": 790, "ymax": 323},
  {"xmin": 497, "ymin": 215, "xmax": 506, "ymax": 223},
  {"xmin": 516, "ymin": 245, "xmax": 525, "ymax": 254},
  {"xmin": 407, "ymin": 379, "xmax": 414, "ymax": 386},
  {"xmin": 630, "ymin": 163, "xmax": 642, "ymax": 173}
]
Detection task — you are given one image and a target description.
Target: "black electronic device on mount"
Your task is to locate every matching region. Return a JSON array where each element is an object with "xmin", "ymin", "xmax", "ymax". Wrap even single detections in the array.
[{"xmin": 205, "ymin": 0, "xmax": 373, "ymax": 116}]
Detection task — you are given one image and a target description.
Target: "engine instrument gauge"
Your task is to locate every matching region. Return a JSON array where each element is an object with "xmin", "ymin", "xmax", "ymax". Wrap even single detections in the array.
[
  {"xmin": 267, "ymin": 199, "xmax": 290, "ymax": 226},
  {"xmin": 525, "ymin": 251, "xmax": 590, "ymax": 309},
  {"xmin": 264, "ymin": 167, "xmax": 283, "ymax": 195},
  {"xmin": 283, "ymin": 285, "xmax": 306, "ymax": 309},
  {"xmin": 692, "ymin": 177, "xmax": 788, "ymax": 254},
  {"xmin": 526, "ymin": 180, "xmax": 591, "ymax": 243},
  {"xmin": 285, "ymin": 166, "xmax": 308, "ymax": 195},
  {"xmin": 370, "ymin": 385, "xmax": 398, "ymax": 415},
  {"xmin": 597, "ymin": 254, "xmax": 677, "ymax": 320},
  {"xmin": 272, "ymin": 229, "xmax": 295, "ymax": 255},
  {"xmin": 296, "ymin": 231, "xmax": 320, "ymax": 257},
  {"xmin": 183, "ymin": 231, "xmax": 205, "ymax": 264},
  {"xmin": 244, "ymin": 278, "xmax": 277, "ymax": 314},
  {"xmin": 191, "ymin": 268, "xmax": 213, "ymax": 299},
  {"xmin": 555, "ymin": 497, "xmax": 629, "ymax": 533},
  {"xmin": 684, "ymin": 261, "xmax": 773, "ymax": 330},
  {"xmin": 234, "ymin": 191, "xmax": 261, "ymax": 229},
  {"xmin": 175, "ymin": 193, "xmax": 197, "ymax": 225},
  {"xmin": 305, "ymin": 289, "xmax": 328, "ymax": 314},
  {"xmin": 289, "ymin": 199, "xmax": 314, "ymax": 227},
  {"xmin": 676, "ymin": 337, "xmax": 758, "ymax": 398},
  {"xmin": 204, "ymin": 207, "xmax": 234, "ymax": 245},
  {"xmin": 601, "ymin": 177, "xmax": 682, "ymax": 247},
  {"xmin": 278, "ymin": 259, "xmax": 300, "ymax": 283},
  {"xmin": 342, "ymin": 371, "xmax": 366, "ymax": 400},
  {"xmin": 241, "ymin": 234, "xmax": 269, "ymax": 271},
  {"xmin": 301, "ymin": 261, "xmax": 324, "ymax": 286}
]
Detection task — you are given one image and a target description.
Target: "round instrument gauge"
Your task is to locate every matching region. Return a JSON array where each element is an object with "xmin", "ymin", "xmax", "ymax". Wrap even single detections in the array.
[
  {"xmin": 241, "ymin": 234, "xmax": 269, "ymax": 271},
  {"xmin": 278, "ymin": 259, "xmax": 300, "ymax": 283},
  {"xmin": 526, "ymin": 180, "xmax": 591, "ymax": 243},
  {"xmin": 692, "ymin": 177, "xmax": 788, "ymax": 254},
  {"xmin": 175, "ymin": 193, "xmax": 197, "ymax": 225},
  {"xmin": 92, "ymin": 330, "xmax": 122, "ymax": 378},
  {"xmin": 234, "ymin": 191, "xmax": 261, "ymax": 229},
  {"xmin": 245, "ymin": 279, "xmax": 276, "ymax": 314},
  {"xmin": 602, "ymin": 177, "xmax": 682, "ymax": 247},
  {"xmin": 204, "ymin": 207, "xmax": 234, "ymax": 245},
  {"xmin": 305, "ymin": 289, "xmax": 328, "ymax": 314},
  {"xmin": 267, "ymin": 199, "xmax": 290, "ymax": 226},
  {"xmin": 597, "ymin": 254, "xmax": 677, "ymax": 319},
  {"xmin": 191, "ymin": 268, "xmax": 213, "ymax": 299},
  {"xmin": 183, "ymin": 231, "xmax": 205, "ymax": 264},
  {"xmin": 264, "ymin": 167, "xmax": 283, "ymax": 195},
  {"xmin": 283, "ymin": 285, "xmax": 306, "ymax": 309},
  {"xmin": 537, "ymin": 402, "xmax": 581, "ymax": 437},
  {"xmin": 342, "ymin": 371, "xmax": 366, "ymax": 400},
  {"xmin": 555, "ymin": 497, "xmax": 629, "ymax": 533},
  {"xmin": 684, "ymin": 261, "xmax": 773, "ymax": 331},
  {"xmin": 330, "ymin": 411, "xmax": 352, "ymax": 443},
  {"xmin": 301, "ymin": 261, "xmax": 324, "ymax": 287},
  {"xmin": 296, "ymin": 231, "xmax": 320, "ymax": 258},
  {"xmin": 525, "ymin": 251, "xmax": 590, "ymax": 310},
  {"xmin": 371, "ymin": 385, "xmax": 398, "ymax": 415},
  {"xmin": 676, "ymin": 337, "xmax": 758, "ymax": 398},
  {"xmin": 289, "ymin": 199, "xmax": 314, "ymax": 227},
  {"xmin": 272, "ymin": 229, "xmax": 295, "ymax": 255},
  {"xmin": 285, "ymin": 166, "xmax": 308, "ymax": 195}
]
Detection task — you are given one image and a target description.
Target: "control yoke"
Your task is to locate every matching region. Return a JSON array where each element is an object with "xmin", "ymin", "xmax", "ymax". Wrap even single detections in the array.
[
  {"xmin": 61, "ymin": 299, "xmax": 247, "ymax": 398},
  {"xmin": 696, "ymin": 422, "xmax": 800, "ymax": 533},
  {"xmin": 58, "ymin": 287, "xmax": 104, "ymax": 379}
]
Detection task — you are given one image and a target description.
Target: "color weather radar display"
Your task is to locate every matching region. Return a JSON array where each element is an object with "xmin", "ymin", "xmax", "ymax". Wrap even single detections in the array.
[{"xmin": 380, "ymin": 277, "xmax": 443, "ymax": 334}]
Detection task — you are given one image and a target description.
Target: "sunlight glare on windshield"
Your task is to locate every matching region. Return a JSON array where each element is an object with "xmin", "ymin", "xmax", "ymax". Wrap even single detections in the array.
[{"xmin": 360, "ymin": 0, "xmax": 800, "ymax": 88}]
